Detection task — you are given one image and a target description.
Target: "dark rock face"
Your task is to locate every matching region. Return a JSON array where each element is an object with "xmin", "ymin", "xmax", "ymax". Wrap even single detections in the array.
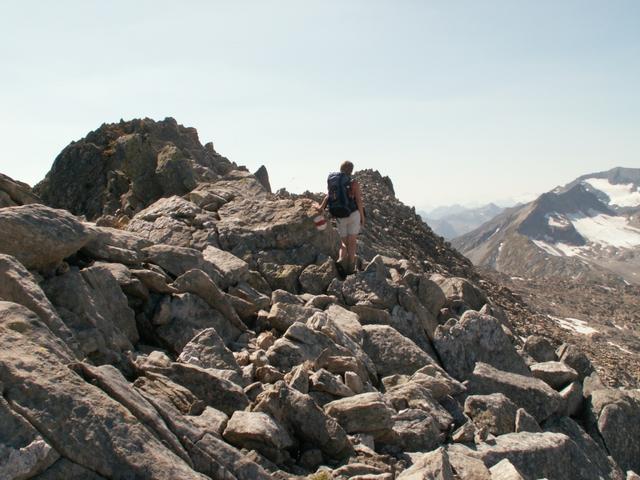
[{"xmin": 34, "ymin": 117, "xmax": 235, "ymax": 220}]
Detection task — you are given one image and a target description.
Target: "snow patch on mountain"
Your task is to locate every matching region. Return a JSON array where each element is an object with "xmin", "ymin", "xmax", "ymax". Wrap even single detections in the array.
[
  {"xmin": 548, "ymin": 315, "xmax": 599, "ymax": 335},
  {"xmin": 532, "ymin": 240, "xmax": 580, "ymax": 257},
  {"xmin": 583, "ymin": 178, "xmax": 640, "ymax": 207},
  {"xmin": 570, "ymin": 213, "xmax": 640, "ymax": 248},
  {"xmin": 546, "ymin": 213, "xmax": 571, "ymax": 228}
]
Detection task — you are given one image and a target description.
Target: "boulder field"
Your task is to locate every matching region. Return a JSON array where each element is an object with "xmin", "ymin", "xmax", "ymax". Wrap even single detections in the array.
[{"xmin": 0, "ymin": 118, "xmax": 638, "ymax": 480}]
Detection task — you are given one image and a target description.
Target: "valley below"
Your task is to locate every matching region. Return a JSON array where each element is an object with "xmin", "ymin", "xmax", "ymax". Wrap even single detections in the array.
[{"xmin": 479, "ymin": 267, "xmax": 640, "ymax": 389}]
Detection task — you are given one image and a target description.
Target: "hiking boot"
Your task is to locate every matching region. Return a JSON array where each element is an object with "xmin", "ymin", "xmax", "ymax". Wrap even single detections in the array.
[{"xmin": 335, "ymin": 260, "xmax": 347, "ymax": 279}]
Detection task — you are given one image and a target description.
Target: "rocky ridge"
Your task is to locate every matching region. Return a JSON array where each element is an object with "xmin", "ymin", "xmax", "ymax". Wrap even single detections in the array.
[{"xmin": 0, "ymin": 119, "xmax": 638, "ymax": 479}]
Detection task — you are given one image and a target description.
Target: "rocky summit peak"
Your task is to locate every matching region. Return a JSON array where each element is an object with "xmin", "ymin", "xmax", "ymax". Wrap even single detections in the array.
[
  {"xmin": 0, "ymin": 120, "xmax": 638, "ymax": 479},
  {"xmin": 34, "ymin": 117, "xmax": 238, "ymax": 221}
]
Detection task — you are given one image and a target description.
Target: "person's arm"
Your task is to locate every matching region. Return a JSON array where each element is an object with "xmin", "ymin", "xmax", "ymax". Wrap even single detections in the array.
[
  {"xmin": 353, "ymin": 181, "xmax": 365, "ymax": 226},
  {"xmin": 316, "ymin": 195, "xmax": 328, "ymax": 211}
]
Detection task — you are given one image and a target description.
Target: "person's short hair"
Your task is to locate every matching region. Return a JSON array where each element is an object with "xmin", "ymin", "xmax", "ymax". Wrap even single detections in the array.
[{"xmin": 340, "ymin": 161, "xmax": 354, "ymax": 175}]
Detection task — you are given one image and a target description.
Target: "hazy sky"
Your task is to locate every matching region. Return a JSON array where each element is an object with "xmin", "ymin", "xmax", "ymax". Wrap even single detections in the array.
[{"xmin": 1, "ymin": 1, "xmax": 638, "ymax": 210}]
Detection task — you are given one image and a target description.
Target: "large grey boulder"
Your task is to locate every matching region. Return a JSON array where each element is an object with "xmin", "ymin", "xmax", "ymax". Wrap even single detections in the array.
[
  {"xmin": 253, "ymin": 382, "xmax": 353, "ymax": 460},
  {"xmin": 172, "ymin": 268, "xmax": 247, "ymax": 333},
  {"xmin": 431, "ymin": 274, "xmax": 487, "ymax": 311},
  {"xmin": 544, "ymin": 416, "xmax": 624, "ymax": 480},
  {"xmin": 417, "ymin": 275, "xmax": 447, "ymax": 317},
  {"xmin": 466, "ymin": 363, "xmax": 562, "ymax": 423},
  {"xmin": 135, "ymin": 362, "xmax": 248, "ymax": 416},
  {"xmin": 362, "ymin": 324, "xmax": 437, "ymax": 377},
  {"xmin": 357, "ymin": 304, "xmax": 436, "ymax": 357},
  {"xmin": 202, "ymin": 245, "xmax": 249, "ymax": 287},
  {"xmin": 69, "ymin": 363, "xmax": 191, "ymax": 465},
  {"xmin": 325, "ymin": 304, "xmax": 365, "ymax": 344},
  {"xmin": 253, "ymin": 165, "xmax": 272, "ymax": 193},
  {"xmin": 142, "ymin": 244, "xmax": 222, "ymax": 284},
  {"xmin": 433, "ymin": 311, "xmax": 530, "ymax": 381},
  {"xmin": 267, "ymin": 312, "xmax": 376, "ymax": 381},
  {"xmin": 82, "ymin": 224, "xmax": 152, "ymax": 265},
  {"xmin": 488, "ymin": 459, "xmax": 525, "ymax": 480},
  {"xmin": 299, "ymin": 256, "xmax": 338, "ymax": 295},
  {"xmin": 0, "ymin": 204, "xmax": 92, "ymax": 271},
  {"xmin": 464, "ymin": 393, "xmax": 518, "ymax": 436},
  {"xmin": 586, "ymin": 388, "xmax": 640, "ymax": 474},
  {"xmin": 446, "ymin": 450, "xmax": 492, "ymax": 480},
  {"xmin": 266, "ymin": 302, "xmax": 320, "ymax": 333},
  {"xmin": 153, "ymin": 292, "xmax": 241, "ymax": 354},
  {"xmin": 125, "ymin": 195, "xmax": 219, "ymax": 249},
  {"xmin": 177, "ymin": 327, "xmax": 241, "ymax": 373},
  {"xmin": 324, "ymin": 393, "xmax": 395, "ymax": 438},
  {"xmin": 387, "ymin": 408, "xmax": 443, "ymax": 453},
  {"xmin": 310, "ymin": 368, "xmax": 355, "ymax": 397},
  {"xmin": 523, "ymin": 335, "xmax": 556, "ymax": 363},
  {"xmin": 258, "ymin": 262, "xmax": 303, "ymax": 293},
  {"xmin": 31, "ymin": 458, "xmax": 107, "ymax": 479},
  {"xmin": 217, "ymin": 197, "xmax": 339, "ymax": 256},
  {"xmin": 530, "ymin": 361, "xmax": 578, "ymax": 390},
  {"xmin": 0, "ymin": 395, "xmax": 59, "ymax": 479},
  {"xmin": 384, "ymin": 381, "xmax": 454, "ymax": 433},
  {"xmin": 397, "ymin": 447, "xmax": 455, "ymax": 479},
  {"xmin": 0, "ymin": 254, "xmax": 79, "ymax": 354},
  {"xmin": 188, "ymin": 171, "xmax": 268, "ymax": 209},
  {"xmin": 135, "ymin": 375, "xmax": 271, "ymax": 480},
  {"xmin": 341, "ymin": 269, "xmax": 398, "ymax": 309},
  {"xmin": 449, "ymin": 431, "xmax": 619, "ymax": 480},
  {"xmin": 0, "ymin": 301, "xmax": 208, "ymax": 479},
  {"xmin": 398, "ymin": 285, "xmax": 439, "ymax": 341},
  {"xmin": 0, "ymin": 172, "xmax": 40, "ymax": 207},
  {"xmin": 556, "ymin": 343, "xmax": 595, "ymax": 381},
  {"xmin": 42, "ymin": 265, "xmax": 138, "ymax": 361},
  {"xmin": 222, "ymin": 411, "xmax": 294, "ymax": 464}
]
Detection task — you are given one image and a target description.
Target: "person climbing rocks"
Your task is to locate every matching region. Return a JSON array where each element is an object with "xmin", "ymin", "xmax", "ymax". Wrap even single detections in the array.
[{"xmin": 316, "ymin": 161, "xmax": 365, "ymax": 275}]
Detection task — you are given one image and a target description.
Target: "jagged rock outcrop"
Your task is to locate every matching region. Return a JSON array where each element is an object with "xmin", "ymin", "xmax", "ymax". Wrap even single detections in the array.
[
  {"xmin": 0, "ymin": 173, "xmax": 40, "ymax": 207},
  {"xmin": 34, "ymin": 117, "xmax": 235, "ymax": 220},
  {"xmin": 0, "ymin": 118, "xmax": 638, "ymax": 479}
]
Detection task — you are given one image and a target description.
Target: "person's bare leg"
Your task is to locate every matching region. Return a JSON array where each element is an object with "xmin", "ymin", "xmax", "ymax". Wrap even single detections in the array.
[
  {"xmin": 338, "ymin": 237, "xmax": 348, "ymax": 263},
  {"xmin": 347, "ymin": 234, "xmax": 357, "ymax": 273},
  {"xmin": 337, "ymin": 237, "xmax": 348, "ymax": 275}
]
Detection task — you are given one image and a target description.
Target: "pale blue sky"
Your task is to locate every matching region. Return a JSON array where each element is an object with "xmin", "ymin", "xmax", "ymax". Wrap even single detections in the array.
[{"xmin": 1, "ymin": 0, "xmax": 638, "ymax": 209}]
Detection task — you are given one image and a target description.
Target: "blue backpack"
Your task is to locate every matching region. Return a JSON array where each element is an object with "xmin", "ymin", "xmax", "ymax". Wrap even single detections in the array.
[{"xmin": 327, "ymin": 172, "xmax": 357, "ymax": 218}]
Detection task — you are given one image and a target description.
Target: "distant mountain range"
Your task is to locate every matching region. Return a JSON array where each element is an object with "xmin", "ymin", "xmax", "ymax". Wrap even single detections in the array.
[
  {"xmin": 420, "ymin": 203, "xmax": 505, "ymax": 239},
  {"xmin": 453, "ymin": 167, "xmax": 640, "ymax": 285}
]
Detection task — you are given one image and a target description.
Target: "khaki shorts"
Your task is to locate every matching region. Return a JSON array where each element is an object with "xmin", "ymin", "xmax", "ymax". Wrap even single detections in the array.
[{"xmin": 336, "ymin": 210, "xmax": 361, "ymax": 237}]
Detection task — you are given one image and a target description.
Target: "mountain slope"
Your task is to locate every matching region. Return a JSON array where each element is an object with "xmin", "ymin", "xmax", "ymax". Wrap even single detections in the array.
[
  {"xmin": 422, "ymin": 203, "xmax": 505, "ymax": 239},
  {"xmin": 0, "ymin": 122, "xmax": 638, "ymax": 478},
  {"xmin": 453, "ymin": 167, "xmax": 640, "ymax": 285}
]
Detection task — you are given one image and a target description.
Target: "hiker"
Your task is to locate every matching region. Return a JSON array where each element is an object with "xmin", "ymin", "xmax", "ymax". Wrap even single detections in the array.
[{"xmin": 316, "ymin": 161, "xmax": 365, "ymax": 275}]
